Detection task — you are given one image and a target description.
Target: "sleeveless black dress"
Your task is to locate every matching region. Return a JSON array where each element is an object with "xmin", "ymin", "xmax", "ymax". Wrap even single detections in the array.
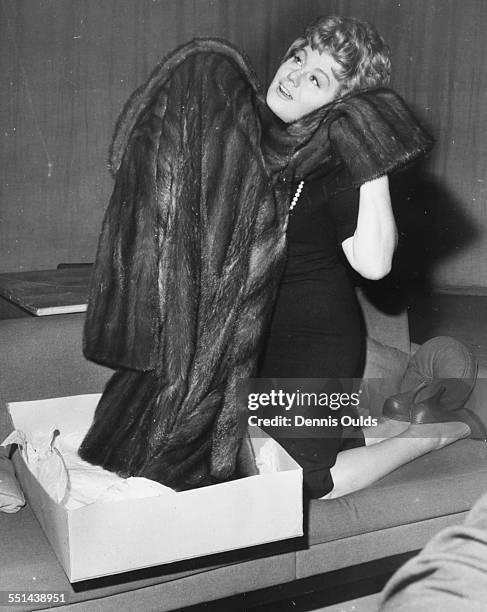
[{"xmin": 258, "ymin": 167, "xmax": 366, "ymax": 498}]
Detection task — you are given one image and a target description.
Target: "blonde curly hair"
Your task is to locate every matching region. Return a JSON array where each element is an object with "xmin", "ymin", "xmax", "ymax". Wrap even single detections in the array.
[{"xmin": 284, "ymin": 15, "xmax": 391, "ymax": 96}]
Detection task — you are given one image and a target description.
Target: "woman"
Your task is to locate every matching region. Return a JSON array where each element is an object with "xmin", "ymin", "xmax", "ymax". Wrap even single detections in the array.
[
  {"xmin": 258, "ymin": 16, "xmax": 473, "ymax": 499},
  {"xmin": 80, "ymin": 16, "xmax": 472, "ymax": 495}
]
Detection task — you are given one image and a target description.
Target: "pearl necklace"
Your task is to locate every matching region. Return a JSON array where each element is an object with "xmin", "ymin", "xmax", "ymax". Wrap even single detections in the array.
[{"xmin": 289, "ymin": 180, "xmax": 304, "ymax": 213}]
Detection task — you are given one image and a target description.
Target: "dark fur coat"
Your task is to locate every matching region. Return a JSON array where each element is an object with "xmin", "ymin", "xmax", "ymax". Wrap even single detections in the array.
[{"xmin": 79, "ymin": 39, "xmax": 433, "ymax": 490}]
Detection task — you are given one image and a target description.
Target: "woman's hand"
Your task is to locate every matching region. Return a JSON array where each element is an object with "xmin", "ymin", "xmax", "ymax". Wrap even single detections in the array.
[{"xmin": 341, "ymin": 175, "xmax": 397, "ymax": 280}]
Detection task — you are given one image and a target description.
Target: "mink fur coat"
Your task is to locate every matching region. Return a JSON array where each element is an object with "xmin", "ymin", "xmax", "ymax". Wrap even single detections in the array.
[{"xmin": 79, "ymin": 39, "xmax": 433, "ymax": 490}]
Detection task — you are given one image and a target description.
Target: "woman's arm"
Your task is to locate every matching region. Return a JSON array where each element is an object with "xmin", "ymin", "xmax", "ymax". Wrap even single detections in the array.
[{"xmin": 341, "ymin": 175, "xmax": 398, "ymax": 280}]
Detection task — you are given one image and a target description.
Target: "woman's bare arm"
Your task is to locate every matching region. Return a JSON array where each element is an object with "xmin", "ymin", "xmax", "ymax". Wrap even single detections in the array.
[{"xmin": 341, "ymin": 175, "xmax": 398, "ymax": 280}]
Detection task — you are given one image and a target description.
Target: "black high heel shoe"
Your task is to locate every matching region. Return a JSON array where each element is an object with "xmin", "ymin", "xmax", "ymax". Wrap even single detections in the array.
[
  {"xmin": 382, "ymin": 381, "xmax": 429, "ymax": 421},
  {"xmin": 403, "ymin": 385, "xmax": 447, "ymax": 423},
  {"xmin": 383, "ymin": 376, "xmax": 477, "ymax": 422}
]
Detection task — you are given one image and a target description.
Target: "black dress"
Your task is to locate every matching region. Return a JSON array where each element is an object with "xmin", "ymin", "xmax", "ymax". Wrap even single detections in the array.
[{"xmin": 258, "ymin": 167, "xmax": 366, "ymax": 498}]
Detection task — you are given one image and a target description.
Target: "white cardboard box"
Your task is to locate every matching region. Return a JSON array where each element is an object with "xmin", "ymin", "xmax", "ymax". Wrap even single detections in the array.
[{"xmin": 8, "ymin": 394, "xmax": 303, "ymax": 582}]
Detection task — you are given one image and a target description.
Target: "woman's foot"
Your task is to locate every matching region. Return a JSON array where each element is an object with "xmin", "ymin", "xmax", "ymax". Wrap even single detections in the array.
[
  {"xmin": 365, "ymin": 415, "xmax": 470, "ymax": 448},
  {"xmin": 406, "ymin": 420, "xmax": 471, "ymax": 450},
  {"xmin": 409, "ymin": 400, "xmax": 487, "ymax": 442},
  {"xmin": 363, "ymin": 416, "xmax": 411, "ymax": 445}
]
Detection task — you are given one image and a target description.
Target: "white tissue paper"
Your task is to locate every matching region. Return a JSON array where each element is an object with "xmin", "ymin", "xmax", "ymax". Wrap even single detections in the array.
[
  {"xmin": 1, "ymin": 428, "xmax": 175, "ymax": 508},
  {"xmin": 1, "ymin": 428, "xmax": 280, "ymax": 510},
  {"xmin": 2, "ymin": 429, "xmax": 68, "ymax": 504},
  {"xmin": 0, "ymin": 449, "xmax": 26, "ymax": 513},
  {"xmin": 255, "ymin": 439, "xmax": 282, "ymax": 474}
]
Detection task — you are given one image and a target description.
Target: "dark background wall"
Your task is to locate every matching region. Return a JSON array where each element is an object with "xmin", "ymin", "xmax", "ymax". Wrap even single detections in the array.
[{"xmin": 1, "ymin": 0, "xmax": 486, "ymax": 289}]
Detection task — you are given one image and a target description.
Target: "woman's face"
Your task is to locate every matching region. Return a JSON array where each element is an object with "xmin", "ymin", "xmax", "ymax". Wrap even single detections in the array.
[{"xmin": 266, "ymin": 46, "xmax": 341, "ymax": 123}]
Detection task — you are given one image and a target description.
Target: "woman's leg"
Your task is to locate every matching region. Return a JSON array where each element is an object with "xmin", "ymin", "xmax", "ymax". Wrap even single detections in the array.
[
  {"xmin": 320, "ymin": 336, "xmax": 479, "ymax": 498},
  {"xmin": 323, "ymin": 420, "xmax": 470, "ymax": 499},
  {"xmin": 257, "ymin": 377, "xmax": 355, "ymax": 499}
]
